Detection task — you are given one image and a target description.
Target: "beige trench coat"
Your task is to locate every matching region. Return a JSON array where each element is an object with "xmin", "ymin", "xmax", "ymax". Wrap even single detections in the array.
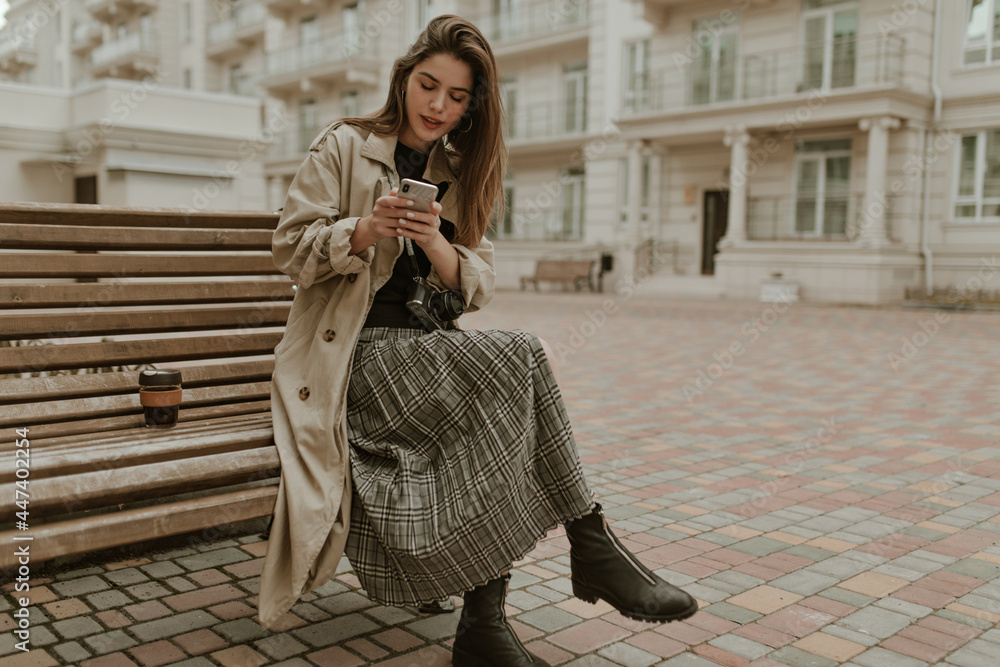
[{"xmin": 257, "ymin": 123, "xmax": 496, "ymax": 629}]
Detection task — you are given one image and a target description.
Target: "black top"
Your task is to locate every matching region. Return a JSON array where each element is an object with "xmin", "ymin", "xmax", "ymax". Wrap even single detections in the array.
[{"xmin": 363, "ymin": 142, "xmax": 455, "ymax": 329}]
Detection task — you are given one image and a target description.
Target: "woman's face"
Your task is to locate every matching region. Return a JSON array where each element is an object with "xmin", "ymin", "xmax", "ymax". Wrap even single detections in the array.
[{"xmin": 398, "ymin": 53, "xmax": 474, "ymax": 153}]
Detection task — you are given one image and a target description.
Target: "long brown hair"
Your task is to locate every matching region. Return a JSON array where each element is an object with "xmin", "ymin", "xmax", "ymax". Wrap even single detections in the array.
[{"xmin": 342, "ymin": 15, "xmax": 507, "ymax": 248}]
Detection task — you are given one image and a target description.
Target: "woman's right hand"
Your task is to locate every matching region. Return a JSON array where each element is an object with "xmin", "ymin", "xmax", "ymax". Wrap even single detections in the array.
[
  {"xmin": 364, "ymin": 187, "xmax": 413, "ymax": 242},
  {"xmin": 351, "ymin": 188, "xmax": 406, "ymax": 254}
]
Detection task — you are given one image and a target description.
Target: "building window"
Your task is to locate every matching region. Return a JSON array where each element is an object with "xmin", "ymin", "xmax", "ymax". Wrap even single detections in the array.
[
  {"xmin": 181, "ymin": 2, "xmax": 192, "ymax": 43},
  {"xmin": 964, "ymin": 0, "xmax": 1000, "ymax": 65},
  {"xmin": 618, "ymin": 158, "xmax": 629, "ymax": 226},
  {"xmin": 559, "ymin": 167, "xmax": 585, "ymax": 240},
  {"xmin": 562, "ymin": 62, "xmax": 587, "ymax": 135},
  {"xmin": 794, "ymin": 139, "xmax": 852, "ymax": 237},
  {"xmin": 229, "ymin": 64, "xmax": 243, "ymax": 95},
  {"xmin": 690, "ymin": 15, "xmax": 739, "ymax": 105},
  {"xmin": 299, "ymin": 98, "xmax": 319, "ymax": 152},
  {"xmin": 955, "ymin": 129, "xmax": 1000, "ymax": 220},
  {"xmin": 623, "ymin": 39, "xmax": 650, "ymax": 112},
  {"xmin": 341, "ymin": 90, "xmax": 359, "ymax": 118},
  {"xmin": 416, "ymin": 0, "xmax": 433, "ymax": 33},
  {"xmin": 801, "ymin": 0, "xmax": 858, "ymax": 91},
  {"xmin": 502, "ymin": 76, "xmax": 517, "ymax": 139},
  {"xmin": 490, "ymin": 176, "xmax": 515, "ymax": 238}
]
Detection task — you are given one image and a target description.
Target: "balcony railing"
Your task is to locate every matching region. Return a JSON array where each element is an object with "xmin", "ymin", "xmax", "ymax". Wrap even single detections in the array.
[
  {"xmin": 85, "ymin": 0, "xmax": 158, "ymax": 22},
  {"xmin": 91, "ymin": 30, "xmax": 157, "ymax": 69},
  {"xmin": 264, "ymin": 33, "xmax": 377, "ymax": 79},
  {"xmin": 508, "ymin": 98, "xmax": 588, "ymax": 141},
  {"xmin": 207, "ymin": 2, "xmax": 267, "ymax": 47},
  {"xmin": 747, "ymin": 194, "xmax": 896, "ymax": 242},
  {"xmin": 71, "ymin": 21, "xmax": 103, "ymax": 50},
  {"xmin": 479, "ymin": 0, "xmax": 588, "ymax": 45},
  {"xmin": 624, "ymin": 34, "xmax": 904, "ymax": 115},
  {"xmin": 0, "ymin": 31, "xmax": 38, "ymax": 71}
]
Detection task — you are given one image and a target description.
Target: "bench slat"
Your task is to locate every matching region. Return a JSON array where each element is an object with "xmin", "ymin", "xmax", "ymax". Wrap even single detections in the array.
[
  {"xmin": 0, "ymin": 202, "xmax": 279, "ymax": 230},
  {"xmin": 0, "ymin": 382, "xmax": 272, "ymax": 429},
  {"xmin": 0, "ymin": 224, "xmax": 273, "ymax": 251},
  {"xmin": 0, "ymin": 360, "xmax": 275, "ymax": 403},
  {"xmin": 18, "ymin": 401, "xmax": 272, "ymax": 440},
  {"xmin": 0, "ymin": 332, "xmax": 282, "ymax": 375},
  {"xmin": 0, "ymin": 253, "xmax": 280, "ymax": 279},
  {"xmin": 0, "ymin": 447, "xmax": 279, "ymax": 521},
  {"xmin": 0, "ymin": 418, "xmax": 275, "ymax": 482},
  {"xmin": 0, "ymin": 486, "xmax": 278, "ymax": 569},
  {"xmin": 2, "ymin": 305, "xmax": 291, "ymax": 340},
  {"xmin": 0, "ymin": 280, "xmax": 293, "ymax": 309}
]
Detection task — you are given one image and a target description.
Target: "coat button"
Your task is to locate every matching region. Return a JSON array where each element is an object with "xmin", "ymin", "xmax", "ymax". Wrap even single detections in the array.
[
  {"xmin": 348, "ymin": 273, "xmax": 357, "ymax": 283},
  {"xmin": 299, "ymin": 387, "xmax": 310, "ymax": 400},
  {"xmin": 322, "ymin": 329, "xmax": 336, "ymax": 342}
]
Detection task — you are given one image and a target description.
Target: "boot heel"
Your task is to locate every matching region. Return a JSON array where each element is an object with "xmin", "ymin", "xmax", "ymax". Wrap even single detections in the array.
[{"xmin": 572, "ymin": 580, "xmax": 600, "ymax": 604}]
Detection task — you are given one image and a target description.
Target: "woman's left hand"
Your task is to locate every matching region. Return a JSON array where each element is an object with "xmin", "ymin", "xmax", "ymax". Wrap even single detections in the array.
[{"xmin": 396, "ymin": 200, "xmax": 446, "ymax": 251}]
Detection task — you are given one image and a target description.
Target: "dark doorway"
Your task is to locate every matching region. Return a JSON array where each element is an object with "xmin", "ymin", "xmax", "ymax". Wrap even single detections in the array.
[
  {"xmin": 701, "ymin": 190, "xmax": 729, "ymax": 275},
  {"xmin": 75, "ymin": 175, "xmax": 98, "ymax": 204}
]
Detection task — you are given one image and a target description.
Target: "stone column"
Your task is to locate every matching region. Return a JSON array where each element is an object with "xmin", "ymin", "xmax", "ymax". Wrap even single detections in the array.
[
  {"xmin": 627, "ymin": 140, "xmax": 644, "ymax": 246},
  {"xmin": 719, "ymin": 125, "xmax": 750, "ymax": 246},
  {"xmin": 856, "ymin": 116, "xmax": 901, "ymax": 247},
  {"xmin": 268, "ymin": 176, "xmax": 287, "ymax": 212}
]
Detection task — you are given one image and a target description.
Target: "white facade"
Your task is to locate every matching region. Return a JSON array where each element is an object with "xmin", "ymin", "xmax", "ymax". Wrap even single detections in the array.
[{"xmin": 1, "ymin": 0, "xmax": 998, "ymax": 303}]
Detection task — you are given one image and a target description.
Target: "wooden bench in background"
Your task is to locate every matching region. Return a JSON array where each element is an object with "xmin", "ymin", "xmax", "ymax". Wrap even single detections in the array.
[
  {"xmin": 0, "ymin": 202, "xmax": 288, "ymax": 570},
  {"xmin": 520, "ymin": 259, "xmax": 596, "ymax": 292}
]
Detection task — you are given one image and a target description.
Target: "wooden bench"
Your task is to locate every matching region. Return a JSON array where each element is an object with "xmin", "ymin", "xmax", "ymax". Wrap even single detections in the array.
[
  {"xmin": 0, "ymin": 202, "xmax": 290, "ymax": 569},
  {"xmin": 520, "ymin": 259, "xmax": 596, "ymax": 292}
]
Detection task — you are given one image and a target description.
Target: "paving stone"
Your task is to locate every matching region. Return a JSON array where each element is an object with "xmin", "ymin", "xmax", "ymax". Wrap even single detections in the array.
[
  {"xmin": 708, "ymin": 633, "xmax": 771, "ymax": 659},
  {"xmin": 212, "ymin": 618, "xmax": 270, "ymax": 644},
  {"xmin": 51, "ymin": 576, "xmax": 110, "ymax": 597},
  {"xmin": 770, "ymin": 571, "xmax": 840, "ymax": 597},
  {"xmin": 52, "ymin": 616, "xmax": 104, "ymax": 640},
  {"xmin": 175, "ymin": 548, "xmax": 252, "ymax": 572},
  {"xmin": 768, "ymin": 645, "xmax": 840, "ymax": 667},
  {"xmin": 519, "ymin": 606, "xmax": 583, "ymax": 632},
  {"xmin": 851, "ymin": 646, "xmax": 930, "ymax": 667},
  {"xmin": 129, "ymin": 611, "xmax": 219, "ymax": 643},
  {"xmin": 292, "ymin": 613, "xmax": 380, "ymax": 647},
  {"xmin": 837, "ymin": 606, "xmax": 913, "ymax": 640},
  {"xmin": 139, "ymin": 562, "xmax": 184, "ymax": 580},
  {"xmin": 597, "ymin": 641, "xmax": 659, "ymax": 666},
  {"xmin": 54, "ymin": 641, "xmax": 92, "ymax": 664},
  {"xmin": 86, "ymin": 590, "xmax": 134, "ymax": 611},
  {"xmin": 84, "ymin": 630, "xmax": 139, "ymax": 656}
]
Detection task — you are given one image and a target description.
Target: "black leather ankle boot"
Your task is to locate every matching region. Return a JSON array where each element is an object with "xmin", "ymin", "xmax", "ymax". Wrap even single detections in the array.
[
  {"xmin": 565, "ymin": 504, "xmax": 699, "ymax": 623},
  {"xmin": 452, "ymin": 575, "xmax": 549, "ymax": 667}
]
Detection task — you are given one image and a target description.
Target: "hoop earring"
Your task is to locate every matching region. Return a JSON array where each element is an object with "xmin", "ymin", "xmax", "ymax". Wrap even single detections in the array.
[{"xmin": 458, "ymin": 115, "xmax": 473, "ymax": 133}]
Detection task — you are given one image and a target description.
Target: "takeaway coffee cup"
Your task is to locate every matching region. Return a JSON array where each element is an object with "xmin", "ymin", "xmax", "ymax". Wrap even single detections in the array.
[{"xmin": 139, "ymin": 369, "xmax": 183, "ymax": 429}]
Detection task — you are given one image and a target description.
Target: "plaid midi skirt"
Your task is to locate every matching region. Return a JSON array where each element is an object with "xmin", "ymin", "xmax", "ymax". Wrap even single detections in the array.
[{"xmin": 343, "ymin": 326, "xmax": 594, "ymax": 606}]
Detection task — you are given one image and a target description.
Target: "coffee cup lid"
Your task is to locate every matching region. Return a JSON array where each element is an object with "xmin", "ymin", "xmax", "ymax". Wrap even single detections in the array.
[{"xmin": 139, "ymin": 369, "xmax": 182, "ymax": 386}]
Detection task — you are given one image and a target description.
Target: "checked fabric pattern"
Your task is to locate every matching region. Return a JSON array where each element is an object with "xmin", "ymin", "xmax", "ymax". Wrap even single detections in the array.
[{"xmin": 344, "ymin": 327, "xmax": 594, "ymax": 605}]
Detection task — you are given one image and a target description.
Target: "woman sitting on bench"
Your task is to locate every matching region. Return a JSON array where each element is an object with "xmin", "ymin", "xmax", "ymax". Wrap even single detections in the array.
[{"xmin": 257, "ymin": 15, "xmax": 697, "ymax": 666}]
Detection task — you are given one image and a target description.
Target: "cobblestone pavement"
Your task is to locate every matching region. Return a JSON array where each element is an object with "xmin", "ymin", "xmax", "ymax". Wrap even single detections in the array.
[{"xmin": 4, "ymin": 291, "xmax": 1000, "ymax": 667}]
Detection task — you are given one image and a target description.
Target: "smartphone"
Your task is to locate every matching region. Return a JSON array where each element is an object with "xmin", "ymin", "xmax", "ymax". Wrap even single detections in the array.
[{"xmin": 399, "ymin": 178, "xmax": 439, "ymax": 214}]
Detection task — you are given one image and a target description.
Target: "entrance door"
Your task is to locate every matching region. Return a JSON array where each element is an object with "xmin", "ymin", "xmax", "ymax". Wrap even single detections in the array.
[{"xmin": 702, "ymin": 190, "xmax": 728, "ymax": 275}]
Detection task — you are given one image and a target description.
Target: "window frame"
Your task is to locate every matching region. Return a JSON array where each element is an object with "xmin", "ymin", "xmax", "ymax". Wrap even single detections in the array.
[
  {"xmin": 953, "ymin": 129, "xmax": 1000, "ymax": 222},
  {"xmin": 962, "ymin": 0, "xmax": 1000, "ymax": 67}
]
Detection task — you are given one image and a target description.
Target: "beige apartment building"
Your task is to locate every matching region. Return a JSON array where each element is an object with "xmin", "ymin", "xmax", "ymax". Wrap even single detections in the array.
[{"xmin": 1, "ymin": 0, "xmax": 998, "ymax": 303}]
